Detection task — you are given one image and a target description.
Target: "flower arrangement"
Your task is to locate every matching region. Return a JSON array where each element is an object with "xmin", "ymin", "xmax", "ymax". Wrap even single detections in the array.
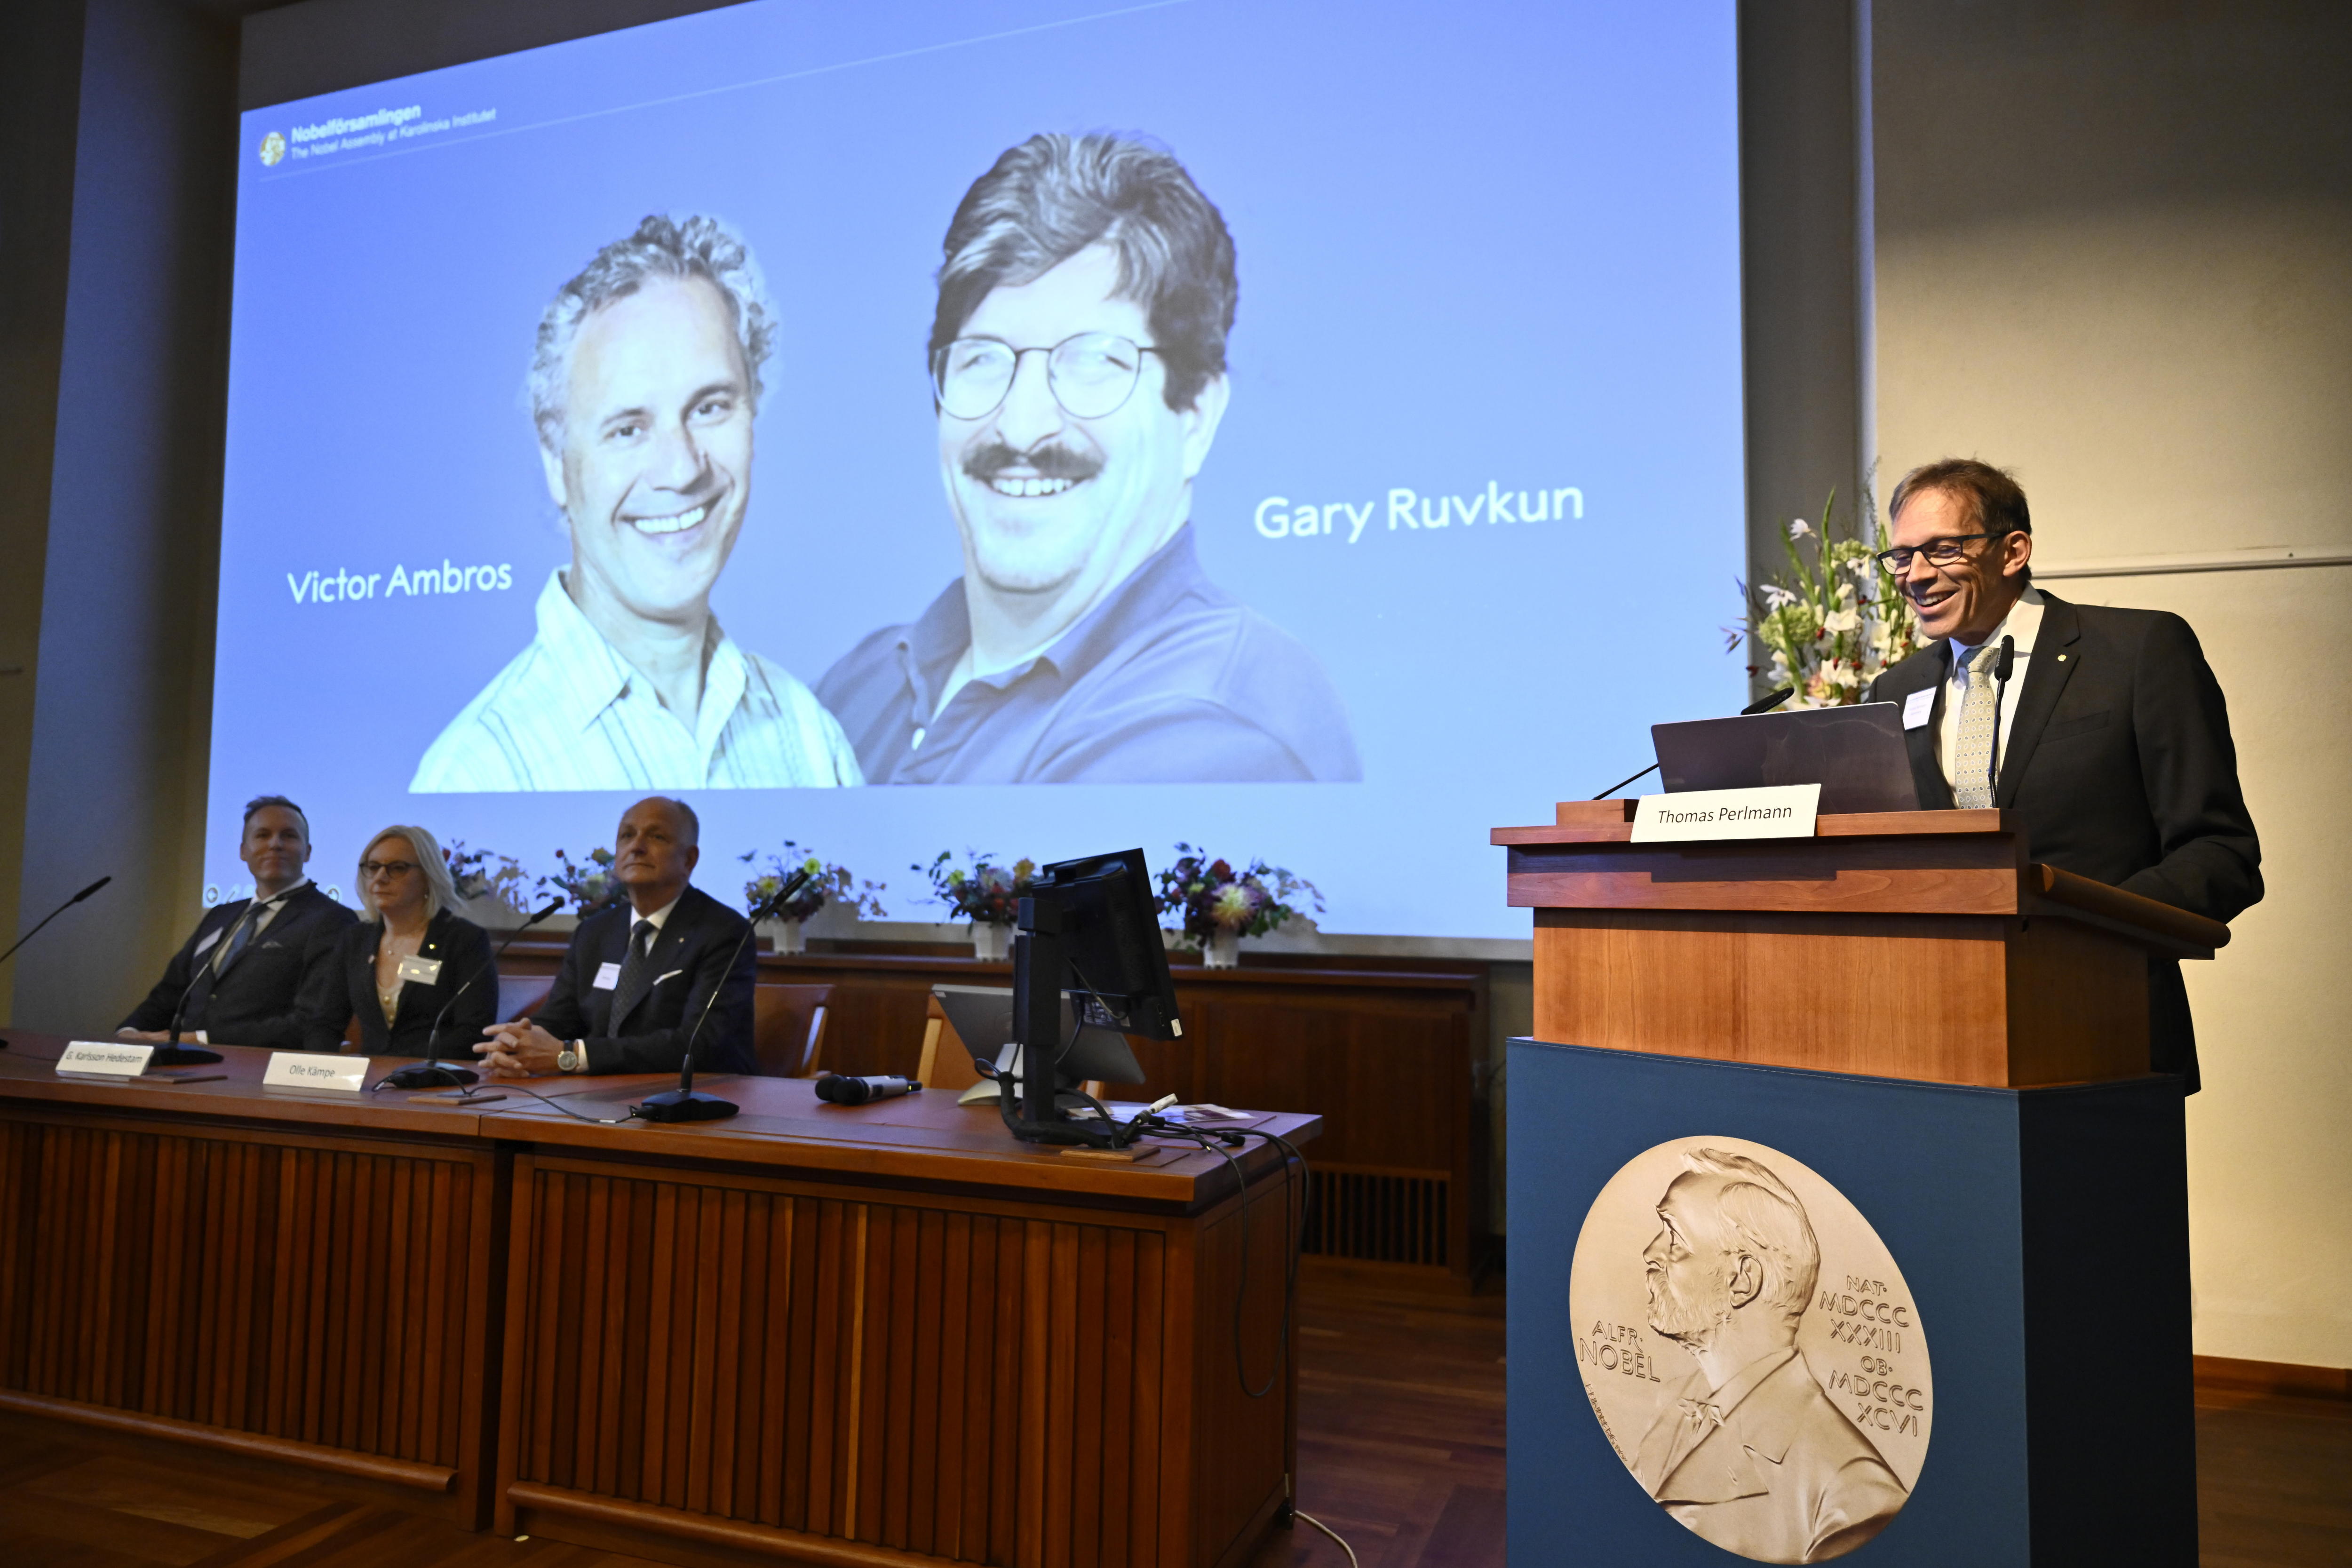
[
  {"xmin": 1154, "ymin": 844, "xmax": 1323, "ymax": 948},
  {"xmin": 739, "ymin": 842, "xmax": 888, "ymax": 923},
  {"xmin": 537, "ymin": 845, "xmax": 617, "ymax": 913},
  {"xmin": 443, "ymin": 839, "xmax": 533, "ymax": 913},
  {"xmin": 915, "ymin": 851, "xmax": 1035, "ymax": 927},
  {"xmin": 1731, "ymin": 479, "xmax": 1922, "ymax": 708}
]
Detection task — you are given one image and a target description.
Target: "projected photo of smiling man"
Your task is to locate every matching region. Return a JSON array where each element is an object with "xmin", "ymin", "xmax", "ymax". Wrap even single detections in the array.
[
  {"xmin": 817, "ymin": 134, "xmax": 1360, "ymax": 784},
  {"xmin": 412, "ymin": 215, "xmax": 861, "ymax": 792}
]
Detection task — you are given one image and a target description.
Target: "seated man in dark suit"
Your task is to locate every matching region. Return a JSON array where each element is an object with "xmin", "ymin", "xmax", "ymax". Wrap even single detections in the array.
[
  {"xmin": 1864, "ymin": 459, "xmax": 2262, "ymax": 1087},
  {"xmin": 118, "ymin": 795, "xmax": 357, "ymax": 1048},
  {"xmin": 475, "ymin": 795, "xmax": 755, "ymax": 1076}
]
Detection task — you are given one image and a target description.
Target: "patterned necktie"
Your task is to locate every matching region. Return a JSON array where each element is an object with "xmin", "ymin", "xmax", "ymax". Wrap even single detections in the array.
[
  {"xmin": 214, "ymin": 898, "xmax": 271, "ymax": 974},
  {"xmin": 1952, "ymin": 643, "xmax": 2002, "ymax": 809},
  {"xmin": 607, "ymin": 918, "xmax": 658, "ymax": 1029}
]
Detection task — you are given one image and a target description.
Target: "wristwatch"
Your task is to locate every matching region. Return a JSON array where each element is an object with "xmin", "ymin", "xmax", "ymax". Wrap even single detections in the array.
[{"xmin": 556, "ymin": 1042, "xmax": 583, "ymax": 1073}]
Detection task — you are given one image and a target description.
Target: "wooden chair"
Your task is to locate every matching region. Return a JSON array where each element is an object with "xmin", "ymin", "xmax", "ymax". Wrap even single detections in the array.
[{"xmin": 752, "ymin": 983, "xmax": 833, "ymax": 1077}]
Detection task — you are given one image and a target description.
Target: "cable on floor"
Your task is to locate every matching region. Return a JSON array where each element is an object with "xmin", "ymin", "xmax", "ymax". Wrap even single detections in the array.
[{"xmin": 1294, "ymin": 1509, "xmax": 1359, "ymax": 1568}]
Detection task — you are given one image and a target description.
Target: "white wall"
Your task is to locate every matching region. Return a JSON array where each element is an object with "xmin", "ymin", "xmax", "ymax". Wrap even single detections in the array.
[{"xmin": 1872, "ymin": 2, "xmax": 2352, "ymax": 1369}]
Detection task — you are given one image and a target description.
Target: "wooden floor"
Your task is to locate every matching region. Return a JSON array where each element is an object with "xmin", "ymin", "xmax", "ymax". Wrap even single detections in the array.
[{"xmin": 0, "ymin": 1262, "xmax": 2340, "ymax": 1567}]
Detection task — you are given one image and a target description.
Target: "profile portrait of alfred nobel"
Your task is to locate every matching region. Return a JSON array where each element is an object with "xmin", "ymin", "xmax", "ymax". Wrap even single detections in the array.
[
  {"xmin": 816, "ymin": 133, "xmax": 1361, "ymax": 783},
  {"xmin": 1631, "ymin": 1151, "xmax": 1907, "ymax": 1564},
  {"xmin": 413, "ymin": 214, "xmax": 861, "ymax": 792}
]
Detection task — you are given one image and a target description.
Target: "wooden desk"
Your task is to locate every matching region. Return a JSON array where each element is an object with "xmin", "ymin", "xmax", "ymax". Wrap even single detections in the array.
[
  {"xmin": 497, "ymin": 943, "xmax": 1487, "ymax": 1281},
  {"xmin": 0, "ymin": 1038, "xmax": 508, "ymax": 1523},
  {"xmin": 0, "ymin": 1035, "xmax": 1317, "ymax": 1568}
]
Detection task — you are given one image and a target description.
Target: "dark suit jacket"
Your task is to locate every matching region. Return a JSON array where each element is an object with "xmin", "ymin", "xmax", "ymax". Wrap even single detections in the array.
[
  {"xmin": 120, "ymin": 883, "xmax": 358, "ymax": 1048},
  {"xmin": 534, "ymin": 884, "xmax": 755, "ymax": 1075},
  {"xmin": 297, "ymin": 909, "xmax": 496, "ymax": 1057},
  {"xmin": 1866, "ymin": 590, "xmax": 2262, "ymax": 1085}
]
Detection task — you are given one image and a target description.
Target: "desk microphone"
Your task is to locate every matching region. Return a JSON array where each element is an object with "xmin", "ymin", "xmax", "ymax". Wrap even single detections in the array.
[
  {"xmin": 0, "ymin": 875, "xmax": 110, "ymax": 969},
  {"xmin": 153, "ymin": 899, "xmax": 266, "ymax": 1067},
  {"xmin": 816, "ymin": 1074, "xmax": 922, "ymax": 1106},
  {"xmin": 382, "ymin": 898, "xmax": 564, "ymax": 1090},
  {"xmin": 634, "ymin": 868, "xmax": 811, "ymax": 1125},
  {"xmin": 1589, "ymin": 686, "xmax": 1795, "ymax": 799}
]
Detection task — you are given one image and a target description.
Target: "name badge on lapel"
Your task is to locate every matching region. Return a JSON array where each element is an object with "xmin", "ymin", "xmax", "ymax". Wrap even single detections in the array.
[
  {"xmin": 396, "ymin": 955, "xmax": 442, "ymax": 985},
  {"xmin": 1903, "ymin": 688, "xmax": 1934, "ymax": 731},
  {"xmin": 593, "ymin": 961, "xmax": 623, "ymax": 991},
  {"xmin": 194, "ymin": 928, "xmax": 223, "ymax": 956}
]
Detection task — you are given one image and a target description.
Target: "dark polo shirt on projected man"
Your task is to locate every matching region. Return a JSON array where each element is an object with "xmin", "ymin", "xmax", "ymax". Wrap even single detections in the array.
[{"xmin": 816, "ymin": 525, "xmax": 1361, "ymax": 784}]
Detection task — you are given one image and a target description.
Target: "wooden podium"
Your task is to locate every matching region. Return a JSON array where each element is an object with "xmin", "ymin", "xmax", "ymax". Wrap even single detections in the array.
[{"xmin": 1494, "ymin": 801, "xmax": 2225, "ymax": 1566}]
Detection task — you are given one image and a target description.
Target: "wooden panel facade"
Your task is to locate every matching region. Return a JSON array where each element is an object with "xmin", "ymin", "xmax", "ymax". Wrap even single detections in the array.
[
  {"xmin": 495, "ymin": 1150, "xmax": 1293, "ymax": 1568},
  {"xmin": 0, "ymin": 1100, "xmax": 503, "ymax": 1520}
]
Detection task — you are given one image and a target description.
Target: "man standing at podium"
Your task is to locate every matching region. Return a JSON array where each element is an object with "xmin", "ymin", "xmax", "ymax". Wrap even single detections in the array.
[{"xmin": 1864, "ymin": 459, "xmax": 2262, "ymax": 1087}]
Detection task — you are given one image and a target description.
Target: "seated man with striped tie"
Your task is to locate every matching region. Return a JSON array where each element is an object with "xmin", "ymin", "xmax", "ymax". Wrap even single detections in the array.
[
  {"xmin": 475, "ymin": 795, "xmax": 756, "ymax": 1077},
  {"xmin": 117, "ymin": 795, "xmax": 358, "ymax": 1048},
  {"xmin": 1863, "ymin": 459, "xmax": 2262, "ymax": 1088}
]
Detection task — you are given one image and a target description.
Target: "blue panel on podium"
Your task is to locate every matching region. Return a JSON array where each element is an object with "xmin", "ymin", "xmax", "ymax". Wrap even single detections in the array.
[{"xmin": 1506, "ymin": 1038, "xmax": 2192, "ymax": 1566}]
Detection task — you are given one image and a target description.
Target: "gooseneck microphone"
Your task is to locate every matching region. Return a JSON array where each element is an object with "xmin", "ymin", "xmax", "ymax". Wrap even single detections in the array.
[
  {"xmin": 815, "ymin": 1074, "xmax": 922, "ymax": 1106},
  {"xmin": 1984, "ymin": 634, "xmax": 2017, "ymax": 805},
  {"xmin": 0, "ymin": 876, "xmax": 110, "ymax": 969},
  {"xmin": 381, "ymin": 898, "xmax": 566, "ymax": 1090},
  {"xmin": 634, "ymin": 868, "xmax": 813, "ymax": 1125},
  {"xmin": 1589, "ymin": 686, "xmax": 1795, "ymax": 800},
  {"xmin": 153, "ymin": 897, "xmax": 270, "ymax": 1067}
]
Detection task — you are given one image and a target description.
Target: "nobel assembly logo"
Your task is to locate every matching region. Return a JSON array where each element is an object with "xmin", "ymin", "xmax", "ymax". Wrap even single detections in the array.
[{"xmin": 258, "ymin": 130, "xmax": 286, "ymax": 167}]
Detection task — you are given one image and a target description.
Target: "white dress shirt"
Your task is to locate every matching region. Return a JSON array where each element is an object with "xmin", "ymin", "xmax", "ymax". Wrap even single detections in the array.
[
  {"xmin": 1938, "ymin": 586, "xmax": 2046, "ymax": 795},
  {"xmin": 411, "ymin": 569, "xmax": 863, "ymax": 792}
]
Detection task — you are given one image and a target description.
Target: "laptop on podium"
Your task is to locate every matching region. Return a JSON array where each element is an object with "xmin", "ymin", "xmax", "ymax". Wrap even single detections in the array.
[{"xmin": 1652, "ymin": 701, "xmax": 1920, "ymax": 814}]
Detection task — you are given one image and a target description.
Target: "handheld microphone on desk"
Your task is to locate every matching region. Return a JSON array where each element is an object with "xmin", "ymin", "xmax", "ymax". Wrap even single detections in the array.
[
  {"xmin": 381, "ymin": 898, "xmax": 565, "ymax": 1091},
  {"xmin": 1588, "ymin": 686, "xmax": 1794, "ymax": 799},
  {"xmin": 815, "ymin": 1074, "xmax": 922, "ymax": 1106},
  {"xmin": 634, "ymin": 868, "xmax": 812, "ymax": 1125}
]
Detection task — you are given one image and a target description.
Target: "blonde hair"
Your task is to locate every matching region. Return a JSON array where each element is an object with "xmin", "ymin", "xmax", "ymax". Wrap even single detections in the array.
[{"xmin": 357, "ymin": 825, "xmax": 461, "ymax": 923}]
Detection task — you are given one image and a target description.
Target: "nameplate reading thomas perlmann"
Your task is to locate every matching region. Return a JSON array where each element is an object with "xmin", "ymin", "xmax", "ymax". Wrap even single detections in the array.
[
  {"xmin": 1631, "ymin": 784, "xmax": 1820, "ymax": 844},
  {"xmin": 1568, "ymin": 1135, "xmax": 1930, "ymax": 1563},
  {"xmin": 262, "ymin": 1052, "xmax": 369, "ymax": 1092},
  {"xmin": 56, "ymin": 1040, "xmax": 156, "ymax": 1078}
]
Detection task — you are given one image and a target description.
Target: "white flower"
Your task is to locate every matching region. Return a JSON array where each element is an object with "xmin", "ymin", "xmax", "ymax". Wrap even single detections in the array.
[
  {"xmin": 1826, "ymin": 662, "xmax": 1861, "ymax": 689},
  {"xmin": 1824, "ymin": 607, "xmax": 1860, "ymax": 633},
  {"xmin": 1788, "ymin": 519, "xmax": 1814, "ymax": 540},
  {"xmin": 1760, "ymin": 584, "xmax": 1800, "ymax": 609}
]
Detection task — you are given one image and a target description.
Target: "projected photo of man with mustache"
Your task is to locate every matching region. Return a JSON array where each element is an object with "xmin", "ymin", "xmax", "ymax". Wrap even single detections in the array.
[
  {"xmin": 817, "ymin": 133, "xmax": 1361, "ymax": 784},
  {"xmin": 413, "ymin": 215, "xmax": 862, "ymax": 792}
]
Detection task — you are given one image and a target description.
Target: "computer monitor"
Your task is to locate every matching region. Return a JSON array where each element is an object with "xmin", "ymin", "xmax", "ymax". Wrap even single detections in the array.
[
  {"xmin": 1004, "ymin": 848, "xmax": 1184, "ymax": 1147},
  {"xmin": 931, "ymin": 985, "xmax": 1144, "ymax": 1109}
]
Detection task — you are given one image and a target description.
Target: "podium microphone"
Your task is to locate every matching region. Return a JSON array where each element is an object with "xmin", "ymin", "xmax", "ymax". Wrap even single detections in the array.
[
  {"xmin": 382, "ymin": 898, "xmax": 565, "ymax": 1090},
  {"xmin": 634, "ymin": 868, "xmax": 812, "ymax": 1125},
  {"xmin": 0, "ymin": 875, "xmax": 110, "ymax": 970},
  {"xmin": 1591, "ymin": 686, "xmax": 1795, "ymax": 800},
  {"xmin": 152, "ymin": 899, "xmax": 270, "ymax": 1067},
  {"xmin": 1982, "ymin": 635, "xmax": 2016, "ymax": 804}
]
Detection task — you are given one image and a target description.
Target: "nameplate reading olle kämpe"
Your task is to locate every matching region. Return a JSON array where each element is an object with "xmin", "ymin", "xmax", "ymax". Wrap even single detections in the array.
[
  {"xmin": 1630, "ymin": 784, "xmax": 1820, "ymax": 844},
  {"xmin": 56, "ymin": 1040, "xmax": 156, "ymax": 1078},
  {"xmin": 262, "ymin": 1052, "xmax": 370, "ymax": 1092}
]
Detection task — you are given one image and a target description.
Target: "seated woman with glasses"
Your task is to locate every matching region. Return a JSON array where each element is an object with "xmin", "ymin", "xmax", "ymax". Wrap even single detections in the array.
[{"xmin": 299, "ymin": 825, "xmax": 497, "ymax": 1057}]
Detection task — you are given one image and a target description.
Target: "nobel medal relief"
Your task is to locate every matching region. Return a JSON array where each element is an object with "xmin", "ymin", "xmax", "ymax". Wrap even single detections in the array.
[{"xmin": 1568, "ymin": 1137, "xmax": 1930, "ymax": 1564}]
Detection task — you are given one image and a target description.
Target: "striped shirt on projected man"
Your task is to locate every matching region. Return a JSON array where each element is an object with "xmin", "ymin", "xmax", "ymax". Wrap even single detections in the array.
[{"xmin": 410, "ymin": 567, "xmax": 862, "ymax": 792}]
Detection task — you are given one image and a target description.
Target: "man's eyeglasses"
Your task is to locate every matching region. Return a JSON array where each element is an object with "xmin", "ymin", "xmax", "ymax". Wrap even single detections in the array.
[
  {"xmin": 1874, "ymin": 533, "xmax": 2010, "ymax": 574},
  {"xmin": 932, "ymin": 333, "xmax": 1163, "ymax": 421},
  {"xmin": 359, "ymin": 860, "xmax": 419, "ymax": 880}
]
